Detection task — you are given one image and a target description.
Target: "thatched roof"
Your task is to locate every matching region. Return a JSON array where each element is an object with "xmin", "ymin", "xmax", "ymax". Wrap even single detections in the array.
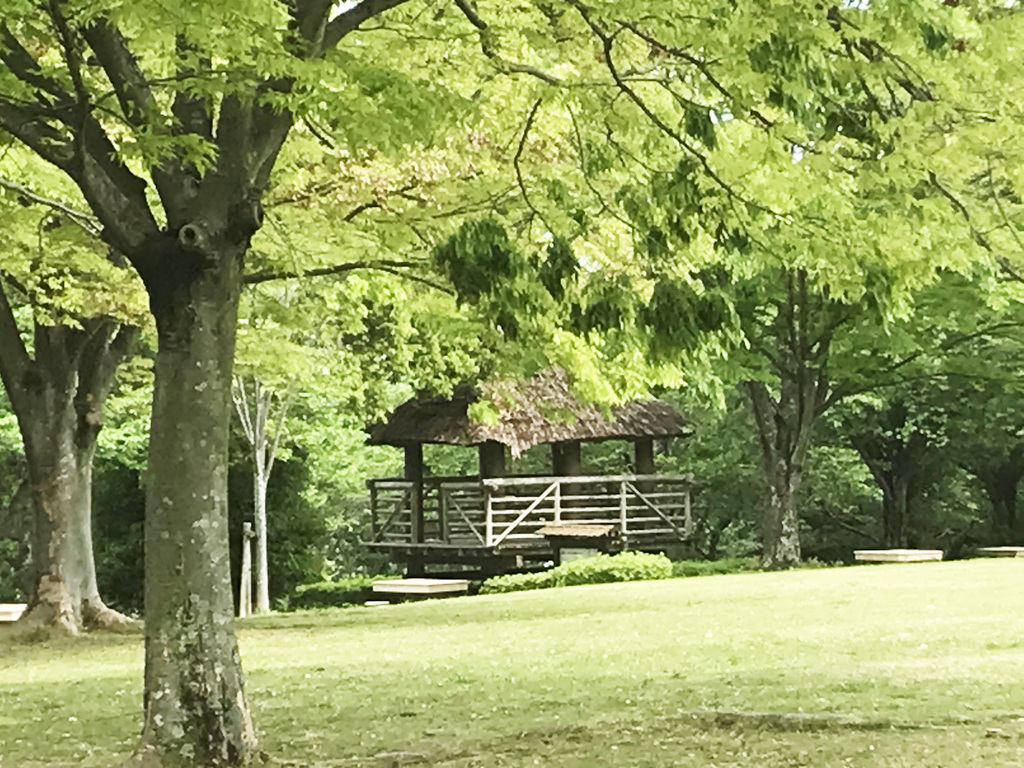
[{"xmin": 367, "ymin": 369, "xmax": 688, "ymax": 456}]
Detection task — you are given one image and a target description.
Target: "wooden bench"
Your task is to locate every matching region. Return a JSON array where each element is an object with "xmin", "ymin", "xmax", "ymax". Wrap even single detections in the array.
[
  {"xmin": 372, "ymin": 578, "xmax": 469, "ymax": 600},
  {"xmin": 854, "ymin": 549, "xmax": 943, "ymax": 563},
  {"xmin": 0, "ymin": 603, "xmax": 26, "ymax": 622},
  {"xmin": 975, "ymin": 546, "xmax": 1024, "ymax": 558}
]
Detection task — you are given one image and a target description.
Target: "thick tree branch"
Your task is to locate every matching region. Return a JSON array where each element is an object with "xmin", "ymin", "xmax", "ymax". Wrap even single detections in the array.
[
  {"xmin": 0, "ymin": 100, "xmax": 75, "ymax": 169},
  {"xmin": 323, "ymin": 0, "xmax": 413, "ymax": 50},
  {"xmin": 75, "ymin": 320, "xmax": 137, "ymax": 443},
  {"xmin": 0, "ymin": 23, "xmax": 71, "ymax": 103},
  {"xmin": 45, "ymin": 1, "xmax": 90, "ymax": 107},
  {"xmin": 80, "ymin": 19, "xmax": 156, "ymax": 127},
  {"xmin": 0, "ymin": 280, "xmax": 33, "ymax": 403}
]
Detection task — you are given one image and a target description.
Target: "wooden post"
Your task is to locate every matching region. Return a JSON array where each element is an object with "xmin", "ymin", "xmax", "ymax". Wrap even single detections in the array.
[
  {"xmin": 634, "ymin": 439, "xmax": 655, "ymax": 475},
  {"xmin": 405, "ymin": 444, "xmax": 424, "ymax": 544},
  {"xmin": 553, "ymin": 441, "xmax": 582, "ymax": 515},
  {"xmin": 485, "ymin": 490, "xmax": 493, "ymax": 547},
  {"xmin": 479, "ymin": 440, "xmax": 506, "ymax": 478},
  {"xmin": 439, "ymin": 488, "xmax": 448, "ymax": 543},
  {"xmin": 619, "ymin": 481, "xmax": 628, "ymax": 538},
  {"xmin": 552, "ymin": 441, "xmax": 582, "ymax": 476},
  {"xmin": 239, "ymin": 522, "xmax": 255, "ymax": 618}
]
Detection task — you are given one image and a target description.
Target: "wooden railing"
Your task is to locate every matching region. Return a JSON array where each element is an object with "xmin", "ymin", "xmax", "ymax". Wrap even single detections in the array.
[{"xmin": 368, "ymin": 474, "xmax": 693, "ymax": 548}]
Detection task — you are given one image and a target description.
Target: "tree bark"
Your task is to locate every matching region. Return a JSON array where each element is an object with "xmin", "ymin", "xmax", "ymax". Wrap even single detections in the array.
[
  {"xmin": 0, "ymin": 289, "xmax": 134, "ymax": 633},
  {"xmin": 133, "ymin": 239, "xmax": 256, "ymax": 767},
  {"xmin": 232, "ymin": 376, "xmax": 287, "ymax": 615},
  {"xmin": 254, "ymin": 472, "xmax": 270, "ymax": 614},
  {"xmin": 881, "ymin": 477, "xmax": 909, "ymax": 549},
  {"xmin": 981, "ymin": 463, "xmax": 1021, "ymax": 534},
  {"xmin": 746, "ymin": 374, "xmax": 822, "ymax": 569}
]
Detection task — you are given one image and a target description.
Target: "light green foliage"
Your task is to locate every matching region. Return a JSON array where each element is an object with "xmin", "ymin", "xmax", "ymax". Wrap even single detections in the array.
[
  {"xmin": 4, "ymin": 561, "xmax": 1024, "ymax": 766},
  {"xmin": 479, "ymin": 551, "xmax": 672, "ymax": 594},
  {"xmin": 0, "ymin": 151, "xmax": 148, "ymax": 327}
]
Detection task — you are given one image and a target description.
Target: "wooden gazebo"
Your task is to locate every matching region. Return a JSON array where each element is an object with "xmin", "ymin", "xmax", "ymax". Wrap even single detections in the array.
[{"xmin": 365, "ymin": 369, "xmax": 693, "ymax": 575}]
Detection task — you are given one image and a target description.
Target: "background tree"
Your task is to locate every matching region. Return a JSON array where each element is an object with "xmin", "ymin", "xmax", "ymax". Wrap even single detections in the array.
[{"xmin": 0, "ymin": 160, "xmax": 144, "ymax": 631}]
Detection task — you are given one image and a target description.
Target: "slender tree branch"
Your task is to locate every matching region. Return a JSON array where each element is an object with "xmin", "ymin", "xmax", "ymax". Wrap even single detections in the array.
[
  {"xmin": 0, "ymin": 176, "xmax": 102, "ymax": 238},
  {"xmin": 244, "ymin": 259, "xmax": 423, "ymax": 284},
  {"xmin": 514, "ymin": 99, "xmax": 551, "ymax": 232},
  {"xmin": 453, "ymin": 0, "xmax": 563, "ymax": 85}
]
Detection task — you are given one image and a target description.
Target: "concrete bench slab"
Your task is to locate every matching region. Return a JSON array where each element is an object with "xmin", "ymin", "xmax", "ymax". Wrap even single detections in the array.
[
  {"xmin": 372, "ymin": 578, "xmax": 469, "ymax": 596},
  {"xmin": 975, "ymin": 546, "xmax": 1024, "ymax": 558},
  {"xmin": 0, "ymin": 603, "xmax": 26, "ymax": 622},
  {"xmin": 854, "ymin": 549, "xmax": 943, "ymax": 563}
]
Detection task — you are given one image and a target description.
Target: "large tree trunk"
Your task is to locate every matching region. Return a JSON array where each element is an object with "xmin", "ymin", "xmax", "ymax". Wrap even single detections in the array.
[
  {"xmin": 881, "ymin": 477, "xmax": 909, "ymax": 549},
  {"xmin": 134, "ymin": 241, "xmax": 256, "ymax": 766},
  {"xmin": 0, "ymin": 290, "xmax": 134, "ymax": 633},
  {"xmin": 760, "ymin": 453, "xmax": 803, "ymax": 568},
  {"xmin": 979, "ymin": 462, "xmax": 1021, "ymax": 536},
  {"xmin": 746, "ymin": 373, "xmax": 823, "ymax": 569},
  {"xmin": 20, "ymin": 422, "xmax": 124, "ymax": 631}
]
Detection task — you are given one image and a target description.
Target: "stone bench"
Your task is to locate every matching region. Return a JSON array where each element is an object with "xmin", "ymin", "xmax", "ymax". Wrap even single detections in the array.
[
  {"xmin": 372, "ymin": 578, "xmax": 469, "ymax": 600},
  {"xmin": 975, "ymin": 546, "xmax": 1024, "ymax": 558},
  {"xmin": 854, "ymin": 549, "xmax": 943, "ymax": 563},
  {"xmin": 0, "ymin": 603, "xmax": 26, "ymax": 622}
]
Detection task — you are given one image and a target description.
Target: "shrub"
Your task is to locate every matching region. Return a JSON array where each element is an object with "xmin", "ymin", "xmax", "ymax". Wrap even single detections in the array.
[
  {"xmin": 671, "ymin": 557, "xmax": 759, "ymax": 578},
  {"xmin": 479, "ymin": 551, "xmax": 672, "ymax": 595},
  {"xmin": 291, "ymin": 576, "xmax": 381, "ymax": 609}
]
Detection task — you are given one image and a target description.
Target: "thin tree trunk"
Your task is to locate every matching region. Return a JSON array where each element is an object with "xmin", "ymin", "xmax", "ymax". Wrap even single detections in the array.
[
  {"xmin": 254, "ymin": 472, "xmax": 270, "ymax": 614},
  {"xmin": 232, "ymin": 376, "xmax": 287, "ymax": 616},
  {"xmin": 134, "ymin": 242, "xmax": 256, "ymax": 766}
]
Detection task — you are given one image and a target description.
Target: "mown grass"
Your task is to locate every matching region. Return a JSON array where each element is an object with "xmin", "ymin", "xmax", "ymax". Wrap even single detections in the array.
[{"xmin": 2, "ymin": 559, "xmax": 1023, "ymax": 766}]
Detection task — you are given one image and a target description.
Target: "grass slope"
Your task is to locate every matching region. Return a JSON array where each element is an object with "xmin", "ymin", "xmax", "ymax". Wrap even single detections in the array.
[{"xmin": 2, "ymin": 560, "xmax": 1023, "ymax": 766}]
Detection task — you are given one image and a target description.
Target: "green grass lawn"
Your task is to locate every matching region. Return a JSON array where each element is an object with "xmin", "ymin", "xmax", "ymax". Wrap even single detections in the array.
[{"xmin": 2, "ymin": 559, "xmax": 1024, "ymax": 767}]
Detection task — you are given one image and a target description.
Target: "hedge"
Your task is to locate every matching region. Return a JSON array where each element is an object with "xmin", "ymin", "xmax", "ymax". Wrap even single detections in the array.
[
  {"xmin": 291, "ymin": 576, "xmax": 381, "ymax": 609},
  {"xmin": 479, "ymin": 551, "xmax": 672, "ymax": 595}
]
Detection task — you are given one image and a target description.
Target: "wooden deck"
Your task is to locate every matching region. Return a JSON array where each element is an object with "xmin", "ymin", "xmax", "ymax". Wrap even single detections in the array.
[{"xmin": 367, "ymin": 473, "xmax": 693, "ymax": 568}]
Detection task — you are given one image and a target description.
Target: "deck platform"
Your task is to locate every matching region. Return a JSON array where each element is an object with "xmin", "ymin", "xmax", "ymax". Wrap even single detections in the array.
[
  {"xmin": 368, "ymin": 473, "xmax": 693, "ymax": 574},
  {"xmin": 975, "ymin": 546, "xmax": 1024, "ymax": 558},
  {"xmin": 0, "ymin": 603, "xmax": 26, "ymax": 622},
  {"xmin": 372, "ymin": 578, "xmax": 469, "ymax": 598},
  {"xmin": 854, "ymin": 549, "xmax": 943, "ymax": 563}
]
